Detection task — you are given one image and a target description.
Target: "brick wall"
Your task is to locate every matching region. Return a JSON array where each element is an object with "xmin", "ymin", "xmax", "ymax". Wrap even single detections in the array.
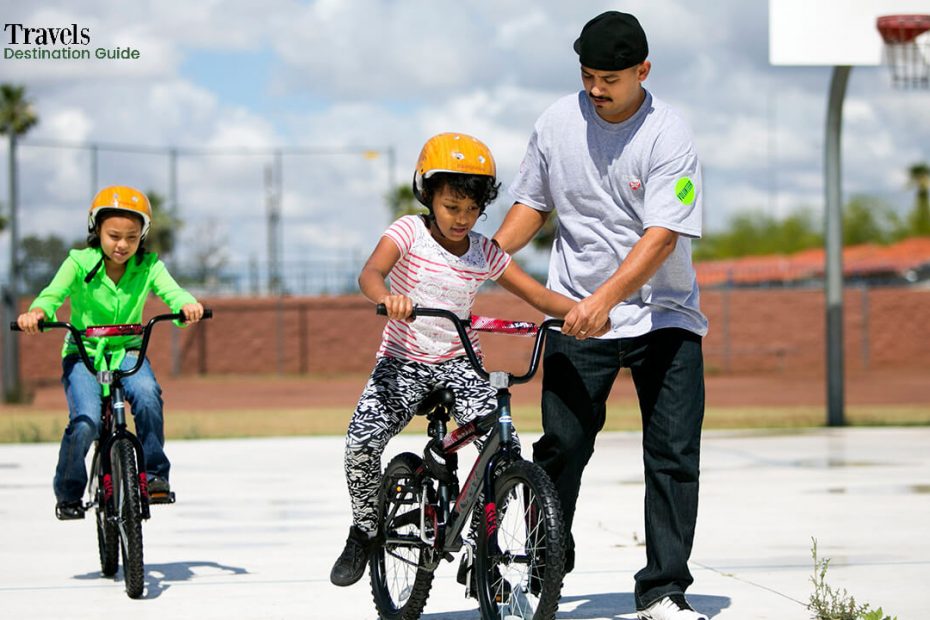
[
  {"xmin": 6, "ymin": 286, "xmax": 930, "ymax": 385},
  {"xmin": 700, "ymin": 287, "xmax": 930, "ymax": 374}
]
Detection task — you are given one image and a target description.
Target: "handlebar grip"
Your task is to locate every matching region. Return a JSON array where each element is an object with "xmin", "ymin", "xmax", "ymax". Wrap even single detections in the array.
[
  {"xmin": 9, "ymin": 320, "xmax": 46, "ymax": 331},
  {"xmin": 203, "ymin": 309, "xmax": 213, "ymax": 320},
  {"xmin": 376, "ymin": 303, "xmax": 421, "ymax": 319}
]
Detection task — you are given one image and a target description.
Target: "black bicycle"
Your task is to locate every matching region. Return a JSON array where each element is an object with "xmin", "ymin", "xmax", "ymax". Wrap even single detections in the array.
[
  {"xmin": 370, "ymin": 305, "xmax": 566, "ymax": 620},
  {"xmin": 11, "ymin": 310, "xmax": 212, "ymax": 598}
]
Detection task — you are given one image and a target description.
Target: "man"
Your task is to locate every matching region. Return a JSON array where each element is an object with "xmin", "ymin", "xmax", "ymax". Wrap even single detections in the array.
[{"xmin": 493, "ymin": 11, "xmax": 709, "ymax": 620}]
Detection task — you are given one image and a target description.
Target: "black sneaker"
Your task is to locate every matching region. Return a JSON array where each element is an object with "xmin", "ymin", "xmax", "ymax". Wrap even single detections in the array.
[
  {"xmin": 55, "ymin": 500, "xmax": 85, "ymax": 520},
  {"xmin": 148, "ymin": 476, "xmax": 170, "ymax": 495},
  {"xmin": 147, "ymin": 476, "xmax": 176, "ymax": 504},
  {"xmin": 330, "ymin": 526, "xmax": 373, "ymax": 587}
]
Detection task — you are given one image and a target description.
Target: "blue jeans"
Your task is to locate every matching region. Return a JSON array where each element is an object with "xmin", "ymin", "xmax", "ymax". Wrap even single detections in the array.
[
  {"xmin": 533, "ymin": 328, "xmax": 704, "ymax": 610},
  {"xmin": 54, "ymin": 353, "xmax": 170, "ymax": 502}
]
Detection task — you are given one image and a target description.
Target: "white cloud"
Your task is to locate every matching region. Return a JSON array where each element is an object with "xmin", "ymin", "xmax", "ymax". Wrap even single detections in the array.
[{"xmin": 2, "ymin": 0, "xmax": 929, "ymax": 284}]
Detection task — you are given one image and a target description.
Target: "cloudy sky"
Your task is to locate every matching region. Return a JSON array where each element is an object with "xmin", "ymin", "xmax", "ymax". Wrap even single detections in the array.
[{"xmin": 2, "ymin": 0, "xmax": 929, "ymax": 287}]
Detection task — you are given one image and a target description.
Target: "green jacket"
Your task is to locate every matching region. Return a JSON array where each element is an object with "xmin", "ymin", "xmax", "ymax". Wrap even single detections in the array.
[{"xmin": 29, "ymin": 247, "xmax": 197, "ymax": 360}]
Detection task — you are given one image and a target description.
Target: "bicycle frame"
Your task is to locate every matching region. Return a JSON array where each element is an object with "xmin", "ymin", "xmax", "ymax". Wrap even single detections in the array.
[{"xmin": 376, "ymin": 305, "xmax": 562, "ymax": 559}]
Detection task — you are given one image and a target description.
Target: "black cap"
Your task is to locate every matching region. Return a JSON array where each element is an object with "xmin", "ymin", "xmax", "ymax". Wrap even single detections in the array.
[{"xmin": 573, "ymin": 11, "xmax": 648, "ymax": 71}]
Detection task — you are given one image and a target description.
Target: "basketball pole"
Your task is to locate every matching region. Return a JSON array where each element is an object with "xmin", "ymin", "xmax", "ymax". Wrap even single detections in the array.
[{"xmin": 825, "ymin": 65, "xmax": 850, "ymax": 427}]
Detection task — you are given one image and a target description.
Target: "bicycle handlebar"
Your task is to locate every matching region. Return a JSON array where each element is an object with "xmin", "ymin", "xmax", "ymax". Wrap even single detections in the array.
[
  {"xmin": 10, "ymin": 309, "xmax": 213, "ymax": 380},
  {"xmin": 375, "ymin": 304, "xmax": 562, "ymax": 385}
]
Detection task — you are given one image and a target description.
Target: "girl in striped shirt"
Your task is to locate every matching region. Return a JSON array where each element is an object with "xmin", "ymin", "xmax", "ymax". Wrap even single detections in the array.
[{"xmin": 331, "ymin": 133, "xmax": 577, "ymax": 588}]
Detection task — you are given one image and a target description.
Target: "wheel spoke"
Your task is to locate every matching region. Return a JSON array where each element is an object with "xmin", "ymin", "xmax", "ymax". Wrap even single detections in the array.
[
  {"xmin": 370, "ymin": 454, "xmax": 435, "ymax": 619},
  {"xmin": 477, "ymin": 461, "xmax": 565, "ymax": 619}
]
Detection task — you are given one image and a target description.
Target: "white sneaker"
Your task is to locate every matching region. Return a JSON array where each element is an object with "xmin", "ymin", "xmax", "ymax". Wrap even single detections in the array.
[{"xmin": 637, "ymin": 594, "xmax": 708, "ymax": 620}]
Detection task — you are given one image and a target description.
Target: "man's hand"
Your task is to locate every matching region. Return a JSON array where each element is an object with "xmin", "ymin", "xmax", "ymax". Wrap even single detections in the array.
[{"xmin": 561, "ymin": 294, "xmax": 611, "ymax": 340}]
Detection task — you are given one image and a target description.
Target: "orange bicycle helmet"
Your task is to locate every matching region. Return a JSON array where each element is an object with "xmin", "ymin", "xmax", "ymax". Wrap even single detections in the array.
[
  {"xmin": 88, "ymin": 185, "xmax": 152, "ymax": 238},
  {"xmin": 413, "ymin": 133, "xmax": 496, "ymax": 206}
]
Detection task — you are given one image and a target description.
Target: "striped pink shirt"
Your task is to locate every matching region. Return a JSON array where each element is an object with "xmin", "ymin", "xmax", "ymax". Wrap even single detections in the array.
[{"xmin": 377, "ymin": 215, "xmax": 511, "ymax": 363}]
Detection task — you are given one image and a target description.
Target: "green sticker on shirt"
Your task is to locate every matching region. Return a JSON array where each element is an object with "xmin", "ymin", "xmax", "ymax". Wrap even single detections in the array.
[{"xmin": 675, "ymin": 177, "xmax": 695, "ymax": 205}]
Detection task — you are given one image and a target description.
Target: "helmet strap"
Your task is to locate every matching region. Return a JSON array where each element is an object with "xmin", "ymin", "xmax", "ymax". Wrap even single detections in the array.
[{"xmin": 84, "ymin": 257, "xmax": 104, "ymax": 283}]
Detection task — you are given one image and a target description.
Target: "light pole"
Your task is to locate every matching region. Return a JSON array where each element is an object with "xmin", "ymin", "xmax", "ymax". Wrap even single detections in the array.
[
  {"xmin": 2, "ymin": 131, "xmax": 20, "ymax": 401},
  {"xmin": 824, "ymin": 65, "xmax": 851, "ymax": 427}
]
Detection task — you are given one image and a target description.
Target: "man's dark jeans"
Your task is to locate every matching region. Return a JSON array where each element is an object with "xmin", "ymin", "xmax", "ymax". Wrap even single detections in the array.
[{"xmin": 532, "ymin": 327, "xmax": 704, "ymax": 610}]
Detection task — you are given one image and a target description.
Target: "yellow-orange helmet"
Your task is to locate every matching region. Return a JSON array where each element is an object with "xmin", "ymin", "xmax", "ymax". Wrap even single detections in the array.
[
  {"xmin": 88, "ymin": 185, "xmax": 152, "ymax": 238},
  {"xmin": 413, "ymin": 133, "xmax": 496, "ymax": 206}
]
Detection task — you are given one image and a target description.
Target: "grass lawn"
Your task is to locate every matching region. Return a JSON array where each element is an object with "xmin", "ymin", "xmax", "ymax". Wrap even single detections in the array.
[{"xmin": 2, "ymin": 404, "xmax": 929, "ymax": 443}]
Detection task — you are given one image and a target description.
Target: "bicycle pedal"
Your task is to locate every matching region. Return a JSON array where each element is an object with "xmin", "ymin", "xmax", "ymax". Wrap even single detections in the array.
[
  {"xmin": 55, "ymin": 503, "xmax": 86, "ymax": 520},
  {"xmin": 148, "ymin": 491, "xmax": 176, "ymax": 504}
]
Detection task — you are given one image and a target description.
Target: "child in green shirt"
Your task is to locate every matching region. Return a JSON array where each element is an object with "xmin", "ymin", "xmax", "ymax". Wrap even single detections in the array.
[{"xmin": 17, "ymin": 185, "xmax": 204, "ymax": 520}]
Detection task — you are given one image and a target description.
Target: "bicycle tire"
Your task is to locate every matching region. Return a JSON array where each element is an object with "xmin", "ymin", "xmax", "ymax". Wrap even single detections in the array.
[
  {"xmin": 113, "ymin": 438, "xmax": 145, "ymax": 598},
  {"xmin": 90, "ymin": 448, "xmax": 119, "ymax": 576},
  {"xmin": 476, "ymin": 460, "xmax": 566, "ymax": 620},
  {"xmin": 370, "ymin": 453, "xmax": 435, "ymax": 620}
]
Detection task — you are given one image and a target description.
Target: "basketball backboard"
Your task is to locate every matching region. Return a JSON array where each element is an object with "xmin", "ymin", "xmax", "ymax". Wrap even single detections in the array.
[{"xmin": 769, "ymin": 0, "xmax": 930, "ymax": 66}]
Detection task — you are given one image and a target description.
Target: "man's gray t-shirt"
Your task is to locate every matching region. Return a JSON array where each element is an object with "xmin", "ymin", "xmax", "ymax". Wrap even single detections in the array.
[{"xmin": 510, "ymin": 89, "xmax": 708, "ymax": 338}]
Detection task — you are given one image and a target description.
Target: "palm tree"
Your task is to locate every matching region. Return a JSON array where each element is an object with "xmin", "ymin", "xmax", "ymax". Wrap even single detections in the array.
[
  {"xmin": 387, "ymin": 183, "xmax": 424, "ymax": 218},
  {"xmin": 907, "ymin": 162, "xmax": 930, "ymax": 236},
  {"xmin": 0, "ymin": 83, "xmax": 39, "ymax": 402}
]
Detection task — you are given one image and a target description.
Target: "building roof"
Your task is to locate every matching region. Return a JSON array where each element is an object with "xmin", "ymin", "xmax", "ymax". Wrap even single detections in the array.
[{"xmin": 695, "ymin": 237, "xmax": 930, "ymax": 287}]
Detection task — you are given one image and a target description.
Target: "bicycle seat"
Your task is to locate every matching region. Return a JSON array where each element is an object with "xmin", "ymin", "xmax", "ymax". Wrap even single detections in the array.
[{"xmin": 414, "ymin": 387, "xmax": 456, "ymax": 419}]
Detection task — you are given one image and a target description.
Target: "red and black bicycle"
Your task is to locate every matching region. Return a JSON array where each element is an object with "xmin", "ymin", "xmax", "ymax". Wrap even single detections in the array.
[
  {"xmin": 369, "ymin": 305, "xmax": 566, "ymax": 620},
  {"xmin": 11, "ymin": 310, "xmax": 212, "ymax": 598}
]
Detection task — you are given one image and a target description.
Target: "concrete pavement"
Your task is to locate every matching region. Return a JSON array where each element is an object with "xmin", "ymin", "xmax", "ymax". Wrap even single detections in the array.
[{"xmin": 1, "ymin": 428, "xmax": 927, "ymax": 619}]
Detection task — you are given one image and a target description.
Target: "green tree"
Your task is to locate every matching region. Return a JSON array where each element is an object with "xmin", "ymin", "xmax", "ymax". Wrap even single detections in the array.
[
  {"xmin": 19, "ymin": 234, "xmax": 76, "ymax": 295},
  {"xmin": 145, "ymin": 190, "xmax": 182, "ymax": 258},
  {"xmin": 772, "ymin": 209, "xmax": 823, "ymax": 254},
  {"xmin": 0, "ymin": 83, "xmax": 38, "ymax": 245},
  {"xmin": 387, "ymin": 184, "xmax": 424, "ymax": 219},
  {"xmin": 843, "ymin": 195, "xmax": 903, "ymax": 246},
  {"xmin": 694, "ymin": 210, "xmax": 821, "ymax": 260},
  {"xmin": 1, "ymin": 83, "xmax": 39, "ymax": 402},
  {"xmin": 0, "ymin": 83, "xmax": 38, "ymax": 143},
  {"xmin": 693, "ymin": 196, "xmax": 912, "ymax": 262},
  {"xmin": 906, "ymin": 162, "xmax": 930, "ymax": 236}
]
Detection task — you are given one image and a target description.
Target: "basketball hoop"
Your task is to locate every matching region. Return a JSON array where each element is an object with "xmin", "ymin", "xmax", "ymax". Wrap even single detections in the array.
[{"xmin": 877, "ymin": 14, "xmax": 930, "ymax": 89}]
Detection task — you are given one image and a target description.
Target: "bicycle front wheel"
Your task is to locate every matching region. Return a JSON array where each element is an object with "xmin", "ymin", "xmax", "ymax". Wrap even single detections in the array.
[
  {"xmin": 89, "ymin": 447, "xmax": 118, "ymax": 576},
  {"xmin": 476, "ymin": 460, "xmax": 566, "ymax": 620},
  {"xmin": 369, "ymin": 453, "xmax": 435, "ymax": 620},
  {"xmin": 112, "ymin": 438, "xmax": 145, "ymax": 598}
]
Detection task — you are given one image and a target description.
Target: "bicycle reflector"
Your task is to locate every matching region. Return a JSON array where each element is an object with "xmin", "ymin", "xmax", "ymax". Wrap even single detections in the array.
[{"xmin": 84, "ymin": 324, "xmax": 145, "ymax": 338}]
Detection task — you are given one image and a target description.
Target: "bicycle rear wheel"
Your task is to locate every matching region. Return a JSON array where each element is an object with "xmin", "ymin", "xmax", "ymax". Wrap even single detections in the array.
[
  {"xmin": 112, "ymin": 438, "xmax": 145, "ymax": 598},
  {"xmin": 476, "ymin": 460, "xmax": 566, "ymax": 620},
  {"xmin": 370, "ymin": 453, "xmax": 435, "ymax": 620},
  {"xmin": 89, "ymin": 447, "xmax": 119, "ymax": 577}
]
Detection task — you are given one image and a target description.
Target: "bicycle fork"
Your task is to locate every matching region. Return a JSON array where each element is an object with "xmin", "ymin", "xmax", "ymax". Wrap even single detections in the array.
[
  {"xmin": 100, "ymin": 384, "xmax": 152, "ymax": 520},
  {"xmin": 483, "ymin": 374, "xmax": 516, "ymax": 559}
]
